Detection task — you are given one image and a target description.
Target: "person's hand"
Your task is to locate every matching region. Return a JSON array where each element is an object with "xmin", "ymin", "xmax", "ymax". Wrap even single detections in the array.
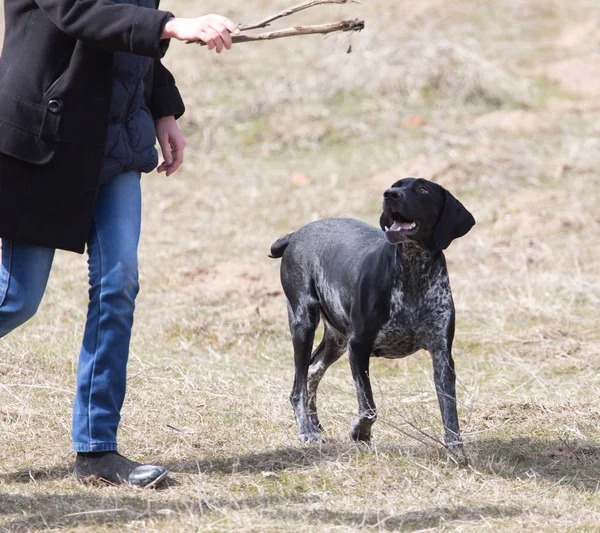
[
  {"xmin": 161, "ymin": 15, "xmax": 240, "ymax": 53},
  {"xmin": 155, "ymin": 116, "xmax": 185, "ymax": 176}
]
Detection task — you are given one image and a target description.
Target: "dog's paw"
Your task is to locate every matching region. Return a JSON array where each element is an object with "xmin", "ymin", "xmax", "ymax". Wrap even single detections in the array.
[
  {"xmin": 309, "ymin": 414, "xmax": 324, "ymax": 433},
  {"xmin": 447, "ymin": 444, "xmax": 468, "ymax": 467},
  {"xmin": 350, "ymin": 419, "xmax": 373, "ymax": 443},
  {"xmin": 299, "ymin": 431, "xmax": 325, "ymax": 444}
]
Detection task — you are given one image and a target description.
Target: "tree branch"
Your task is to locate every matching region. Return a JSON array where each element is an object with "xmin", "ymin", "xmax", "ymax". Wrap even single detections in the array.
[
  {"xmin": 193, "ymin": 19, "xmax": 363, "ymax": 46},
  {"xmin": 238, "ymin": 0, "xmax": 360, "ymax": 32},
  {"xmin": 187, "ymin": 0, "xmax": 364, "ymax": 47}
]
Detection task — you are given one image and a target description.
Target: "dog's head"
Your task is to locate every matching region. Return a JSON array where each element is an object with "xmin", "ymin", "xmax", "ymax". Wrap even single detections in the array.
[{"xmin": 379, "ymin": 177, "xmax": 475, "ymax": 250}]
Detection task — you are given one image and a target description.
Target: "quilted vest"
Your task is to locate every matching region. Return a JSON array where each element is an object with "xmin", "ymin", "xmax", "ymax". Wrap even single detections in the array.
[{"xmin": 99, "ymin": 0, "xmax": 158, "ymax": 184}]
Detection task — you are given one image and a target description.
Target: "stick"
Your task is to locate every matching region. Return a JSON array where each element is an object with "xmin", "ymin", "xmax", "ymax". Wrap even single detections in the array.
[
  {"xmin": 239, "ymin": 0, "xmax": 359, "ymax": 32},
  {"xmin": 195, "ymin": 19, "xmax": 364, "ymax": 46},
  {"xmin": 187, "ymin": 0, "xmax": 364, "ymax": 46}
]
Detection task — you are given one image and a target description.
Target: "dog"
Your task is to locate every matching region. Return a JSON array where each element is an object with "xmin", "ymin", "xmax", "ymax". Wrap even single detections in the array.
[{"xmin": 269, "ymin": 177, "xmax": 475, "ymax": 461}]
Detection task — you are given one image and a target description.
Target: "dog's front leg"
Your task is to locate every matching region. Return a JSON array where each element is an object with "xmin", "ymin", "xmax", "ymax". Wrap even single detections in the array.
[
  {"xmin": 348, "ymin": 338, "xmax": 377, "ymax": 442},
  {"xmin": 430, "ymin": 346, "xmax": 467, "ymax": 464}
]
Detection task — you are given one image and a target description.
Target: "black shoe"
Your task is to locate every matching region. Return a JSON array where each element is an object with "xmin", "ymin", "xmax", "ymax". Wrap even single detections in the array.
[{"xmin": 74, "ymin": 452, "xmax": 168, "ymax": 488}]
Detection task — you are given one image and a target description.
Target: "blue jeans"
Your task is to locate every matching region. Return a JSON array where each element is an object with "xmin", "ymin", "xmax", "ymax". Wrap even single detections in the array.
[{"xmin": 0, "ymin": 171, "xmax": 142, "ymax": 452}]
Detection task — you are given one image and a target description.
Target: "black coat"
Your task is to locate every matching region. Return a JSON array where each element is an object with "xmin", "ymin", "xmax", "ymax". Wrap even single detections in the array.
[{"xmin": 0, "ymin": 0, "xmax": 185, "ymax": 253}]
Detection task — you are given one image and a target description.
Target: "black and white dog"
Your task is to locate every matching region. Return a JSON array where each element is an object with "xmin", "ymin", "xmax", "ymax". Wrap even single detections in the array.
[{"xmin": 270, "ymin": 178, "xmax": 475, "ymax": 460}]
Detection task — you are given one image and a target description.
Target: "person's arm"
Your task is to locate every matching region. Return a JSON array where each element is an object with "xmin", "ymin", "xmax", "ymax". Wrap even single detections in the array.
[
  {"xmin": 35, "ymin": 1, "xmax": 241, "ymax": 56},
  {"xmin": 155, "ymin": 115, "xmax": 185, "ymax": 177},
  {"xmin": 34, "ymin": 0, "xmax": 173, "ymax": 57},
  {"xmin": 150, "ymin": 60, "xmax": 185, "ymax": 121},
  {"xmin": 152, "ymin": 60, "xmax": 186, "ymax": 177}
]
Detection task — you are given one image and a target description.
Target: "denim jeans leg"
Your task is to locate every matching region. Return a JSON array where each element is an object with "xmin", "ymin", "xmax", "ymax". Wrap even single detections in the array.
[
  {"xmin": 72, "ymin": 171, "xmax": 142, "ymax": 452},
  {"xmin": 0, "ymin": 239, "xmax": 55, "ymax": 338}
]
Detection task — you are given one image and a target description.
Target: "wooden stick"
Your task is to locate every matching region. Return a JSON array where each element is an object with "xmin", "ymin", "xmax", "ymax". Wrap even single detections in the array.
[
  {"xmin": 238, "ymin": 0, "xmax": 360, "ymax": 32},
  {"xmin": 187, "ymin": 0, "xmax": 364, "ymax": 46},
  {"xmin": 193, "ymin": 19, "xmax": 364, "ymax": 46}
]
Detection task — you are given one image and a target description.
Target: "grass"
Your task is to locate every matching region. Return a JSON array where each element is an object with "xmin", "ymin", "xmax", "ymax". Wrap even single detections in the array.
[{"xmin": 1, "ymin": 0, "xmax": 600, "ymax": 530}]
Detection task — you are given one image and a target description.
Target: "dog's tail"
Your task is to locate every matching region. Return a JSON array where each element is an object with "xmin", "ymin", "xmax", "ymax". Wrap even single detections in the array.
[{"xmin": 269, "ymin": 233, "xmax": 294, "ymax": 259}]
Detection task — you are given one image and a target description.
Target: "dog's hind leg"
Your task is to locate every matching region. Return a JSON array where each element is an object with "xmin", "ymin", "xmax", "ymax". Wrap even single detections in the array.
[
  {"xmin": 307, "ymin": 323, "xmax": 347, "ymax": 432},
  {"xmin": 287, "ymin": 298, "xmax": 323, "ymax": 443}
]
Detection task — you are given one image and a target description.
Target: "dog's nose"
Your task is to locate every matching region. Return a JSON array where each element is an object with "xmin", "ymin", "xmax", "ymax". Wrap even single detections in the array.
[{"xmin": 383, "ymin": 189, "xmax": 401, "ymax": 200}]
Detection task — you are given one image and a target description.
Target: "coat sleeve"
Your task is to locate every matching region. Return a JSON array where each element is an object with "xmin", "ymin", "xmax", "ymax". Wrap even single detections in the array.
[
  {"xmin": 34, "ymin": 0, "xmax": 174, "ymax": 58},
  {"xmin": 150, "ymin": 60, "xmax": 186, "ymax": 120}
]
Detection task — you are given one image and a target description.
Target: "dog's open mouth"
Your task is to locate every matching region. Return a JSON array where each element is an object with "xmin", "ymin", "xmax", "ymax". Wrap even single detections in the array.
[{"xmin": 384, "ymin": 212, "xmax": 419, "ymax": 243}]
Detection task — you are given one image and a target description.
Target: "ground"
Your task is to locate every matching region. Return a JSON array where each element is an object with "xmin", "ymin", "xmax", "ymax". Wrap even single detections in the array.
[{"xmin": 1, "ymin": 0, "xmax": 600, "ymax": 531}]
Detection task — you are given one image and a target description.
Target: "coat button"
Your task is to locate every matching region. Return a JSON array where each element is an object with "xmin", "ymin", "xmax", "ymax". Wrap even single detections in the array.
[{"xmin": 47, "ymin": 99, "xmax": 63, "ymax": 114}]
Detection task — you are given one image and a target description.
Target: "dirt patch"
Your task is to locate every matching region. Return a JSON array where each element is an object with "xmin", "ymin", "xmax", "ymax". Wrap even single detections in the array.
[
  {"xmin": 489, "ymin": 188, "xmax": 582, "ymax": 238},
  {"xmin": 545, "ymin": 98, "xmax": 600, "ymax": 113},
  {"xmin": 178, "ymin": 260, "xmax": 285, "ymax": 319},
  {"xmin": 540, "ymin": 55, "xmax": 600, "ymax": 98},
  {"xmin": 558, "ymin": 21, "xmax": 600, "ymax": 50},
  {"xmin": 474, "ymin": 110, "xmax": 550, "ymax": 134}
]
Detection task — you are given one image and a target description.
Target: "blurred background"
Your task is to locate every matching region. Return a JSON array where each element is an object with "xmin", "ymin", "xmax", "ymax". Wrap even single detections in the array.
[{"xmin": 1, "ymin": 1, "xmax": 600, "ymax": 530}]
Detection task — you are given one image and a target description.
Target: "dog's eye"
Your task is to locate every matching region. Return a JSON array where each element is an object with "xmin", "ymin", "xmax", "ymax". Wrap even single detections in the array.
[{"xmin": 418, "ymin": 186, "xmax": 429, "ymax": 194}]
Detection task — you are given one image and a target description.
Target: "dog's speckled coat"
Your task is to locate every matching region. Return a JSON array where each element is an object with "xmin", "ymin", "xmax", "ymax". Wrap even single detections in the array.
[{"xmin": 270, "ymin": 178, "xmax": 475, "ymax": 461}]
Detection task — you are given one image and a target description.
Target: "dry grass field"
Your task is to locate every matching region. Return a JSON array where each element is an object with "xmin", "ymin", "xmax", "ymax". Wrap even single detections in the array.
[{"xmin": 1, "ymin": 0, "xmax": 600, "ymax": 530}]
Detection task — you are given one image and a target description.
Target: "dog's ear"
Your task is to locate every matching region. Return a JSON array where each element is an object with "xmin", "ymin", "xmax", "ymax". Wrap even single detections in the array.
[
  {"xmin": 380, "ymin": 211, "xmax": 393, "ymax": 232},
  {"xmin": 433, "ymin": 190, "xmax": 475, "ymax": 250}
]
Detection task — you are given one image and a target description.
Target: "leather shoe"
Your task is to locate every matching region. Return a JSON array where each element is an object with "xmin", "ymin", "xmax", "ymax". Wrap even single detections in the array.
[{"xmin": 74, "ymin": 451, "xmax": 168, "ymax": 488}]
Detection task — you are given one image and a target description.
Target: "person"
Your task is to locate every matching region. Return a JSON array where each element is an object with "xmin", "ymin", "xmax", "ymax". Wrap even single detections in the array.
[{"xmin": 0, "ymin": 1, "xmax": 238, "ymax": 488}]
